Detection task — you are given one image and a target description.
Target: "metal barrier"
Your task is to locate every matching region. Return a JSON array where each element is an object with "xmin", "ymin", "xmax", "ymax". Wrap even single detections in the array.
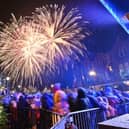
[
  {"xmin": 50, "ymin": 115, "xmax": 67, "ymax": 129},
  {"xmin": 50, "ymin": 108, "xmax": 106, "ymax": 129},
  {"xmin": 68, "ymin": 108, "xmax": 106, "ymax": 129},
  {"xmin": 8, "ymin": 107, "xmax": 64, "ymax": 129},
  {"xmin": 6, "ymin": 102, "xmax": 129, "ymax": 129}
]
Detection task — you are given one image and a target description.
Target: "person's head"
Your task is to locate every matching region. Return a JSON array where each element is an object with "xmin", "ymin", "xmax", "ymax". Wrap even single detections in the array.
[
  {"xmin": 67, "ymin": 92, "xmax": 76, "ymax": 105},
  {"xmin": 54, "ymin": 90, "xmax": 67, "ymax": 103},
  {"xmin": 51, "ymin": 83, "xmax": 61, "ymax": 93},
  {"xmin": 41, "ymin": 93, "xmax": 53, "ymax": 110},
  {"xmin": 88, "ymin": 89, "xmax": 97, "ymax": 97},
  {"xmin": 77, "ymin": 87, "xmax": 87, "ymax": 99},
  {"xmin": 19, "ymin": 95, "xmax": 24, "ymax": 102},
  {"xmin": 104, "ymin": 86, "xmax": 113, "ymax": 93}
]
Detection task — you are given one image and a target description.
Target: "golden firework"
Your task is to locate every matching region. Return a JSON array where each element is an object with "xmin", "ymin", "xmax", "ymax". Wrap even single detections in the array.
[{"xmin": 0, "ymin": 5, "xmax": 88, "ymax": 87}]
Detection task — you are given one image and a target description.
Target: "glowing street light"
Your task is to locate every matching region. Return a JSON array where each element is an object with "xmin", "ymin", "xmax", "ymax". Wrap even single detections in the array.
[
  {"xmin": 51, "ymin": 84, "xmax": 54, "ymax": 88},
  {"xmin": 107, "ymin": 65, "xmax": 113, "ymax": 72},
  {"xmin": 89, "ymin": 70, "xmax": 96, "ymax": 76},
  {"xmin": 18, "ymin": 85, "xmax": 22, "ymax": 88},
  {"xmin": 6, "ymin": 77, "xmax": 10, "ymax": 81},
  {"xmin": 88, "ymin": 70, "xmax": 97, "ymax": 87}
]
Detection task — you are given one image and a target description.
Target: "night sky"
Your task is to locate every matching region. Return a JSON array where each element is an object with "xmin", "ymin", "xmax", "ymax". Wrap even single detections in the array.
[{"xmin": 0, "ymin": 0, "xmax": 126, "ymax": 53}]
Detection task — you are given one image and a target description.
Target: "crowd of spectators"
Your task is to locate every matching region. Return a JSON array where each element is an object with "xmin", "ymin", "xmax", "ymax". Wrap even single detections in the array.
[{"xmin": 1, "ymin": 83, "xmax": 129, "ymax": 129}]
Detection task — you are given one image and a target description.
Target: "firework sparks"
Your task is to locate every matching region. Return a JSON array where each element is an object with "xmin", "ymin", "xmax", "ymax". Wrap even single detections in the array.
[
  {"xmin": 0, "ymin": 5, "xmax": 88, "ymax": 87},
  {"xmin": 32, "ymin": 5, "xmax": 88, "ymax": 68},
  {"xmin": 0, "ymin": 16, "xmax": 47, "ymax": 85}
]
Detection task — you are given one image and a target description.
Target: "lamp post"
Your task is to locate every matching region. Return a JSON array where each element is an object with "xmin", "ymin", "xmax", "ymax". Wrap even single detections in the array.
[
  {"xmin": 88, "ymin": 70, "xmax": 96, "ymax": 87},
  {"xmin": 6, "ymin": 77, "xmax": 10, "ymax": 95}
]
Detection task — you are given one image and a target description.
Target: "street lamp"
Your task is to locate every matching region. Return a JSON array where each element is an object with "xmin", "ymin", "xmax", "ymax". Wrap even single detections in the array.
[
  {"xmin": 88, "ymin": 70, "xmax": 97, "ymax": 87},
  {"xmin": 6, "ymin": 77, "xmax": 10, "ymax": 81},
  {"xmin": 89, "ymin": 70, "xmax": 96, "ymax": 77},
  {"xmin": 6, "ymin": 77, "xmax": 10, "ymax": 95},
  {"xmin": 18, "ymin": 85, "xmax": 21, "ymax": 88}
]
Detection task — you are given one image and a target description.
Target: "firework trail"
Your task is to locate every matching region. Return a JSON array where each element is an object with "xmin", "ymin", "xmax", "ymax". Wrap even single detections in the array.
[
  {"xmin": 32, "ymin": 5, "xmax": 88, "ymax": 68},
  {"xmin": 0, "ymin": 15, "xmax": 47, "ymax": 85},
  {"xmin": 0, "ymin": 5, "xmax": 88, "ymax": 87}
]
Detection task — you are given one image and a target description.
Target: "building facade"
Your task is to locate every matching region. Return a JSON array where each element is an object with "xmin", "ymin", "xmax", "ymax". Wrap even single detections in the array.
[{"xmin": 85, "ymin": 34, "xmax": 129, "ymax": 86}]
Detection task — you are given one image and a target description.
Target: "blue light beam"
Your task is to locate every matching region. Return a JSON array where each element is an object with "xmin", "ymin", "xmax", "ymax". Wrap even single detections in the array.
[{"xmin": 100, "ymin": 0, "xmax": 129, "ymax": 34}]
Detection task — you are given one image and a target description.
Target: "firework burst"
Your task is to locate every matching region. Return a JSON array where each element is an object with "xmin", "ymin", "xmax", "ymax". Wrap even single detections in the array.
[
  {"xmin": 0, "ymin": 15, "xmax": 47, "ymax": 85},
  {"xmin": 0, "ymin": 5, "xmax": 89, "ymax": 87},
  {"xmin": 32, "ymin": 5, "xmax": 88, "ymax": 68}
]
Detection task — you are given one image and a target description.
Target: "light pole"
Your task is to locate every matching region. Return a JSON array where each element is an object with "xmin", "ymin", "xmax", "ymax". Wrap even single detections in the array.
[
  {"xmin": 6, "ymin": 77, "xmax": 10, "ymax": 95},
  {"xmin": 88, "ymin": 70, "xmax": 96, "ymax": 88}
]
